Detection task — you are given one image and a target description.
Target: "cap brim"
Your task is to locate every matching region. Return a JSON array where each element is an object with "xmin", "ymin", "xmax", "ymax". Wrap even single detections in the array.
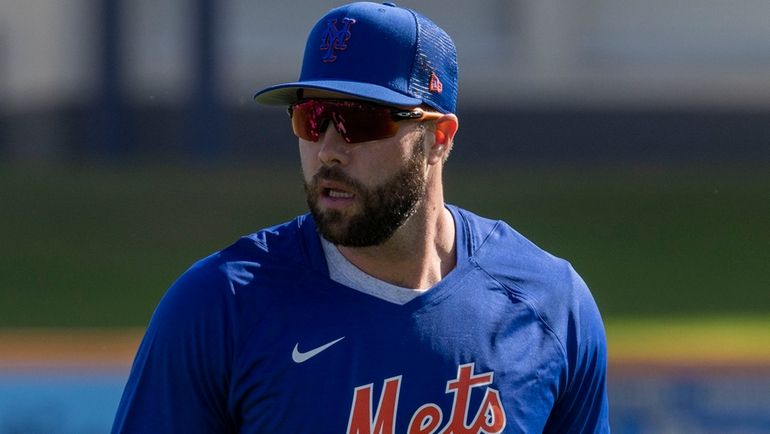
[{"xmin": 254, "ymin": 80, "xmax": 422, "ymax": 108}]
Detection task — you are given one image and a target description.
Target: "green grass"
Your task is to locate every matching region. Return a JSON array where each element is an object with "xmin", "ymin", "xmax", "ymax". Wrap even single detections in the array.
[
  {"xmin": 445, "ymin": 165, "xmax": 770, "ymax": 319},
  {"xmin": 1, "ymin": 163, "xmax": 768, "ymax": 327},
  {"xmin": 0, "ymin": 164, "xmax": 306, "ymax": 327}
]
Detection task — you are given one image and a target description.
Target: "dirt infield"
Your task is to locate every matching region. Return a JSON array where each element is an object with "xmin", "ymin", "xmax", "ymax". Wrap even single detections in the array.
[
  {"xmin": 606, "ymin": 317, "xmax": 770, "ymax": 375},
  {"xmin": 2, "ymin": 320, "xmax": 769, "ymax": 373},
  {"xmin": 0, "ymin": 328, "xmax": 143, "ymax": 371}
]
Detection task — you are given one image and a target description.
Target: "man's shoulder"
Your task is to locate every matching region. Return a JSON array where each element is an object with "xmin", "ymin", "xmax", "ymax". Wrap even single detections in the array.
[
  {"xmin": 228, "ymin": 214, "xmax": 311, "ymax": 258},
  {"xmin": 459, "ymin": 207, "xmax": 605, "ymax": 364},
  {"xmin": 148, "ymin": 215, "xmax": 319, "ymax": 336},
  {"xmin": 170, "ymin": 214, "xmax": 317, "ymax": 300},
  {"xmin": 453, "ymin": 206, "xmax": 568, "ymax": 277},
  {"xmin": 458, "ymin": 206, "xmax": 591, "ymax": 317},
  {"xmin": 203, "ymin": 213, "xmax": 313, "ymax": 268}
]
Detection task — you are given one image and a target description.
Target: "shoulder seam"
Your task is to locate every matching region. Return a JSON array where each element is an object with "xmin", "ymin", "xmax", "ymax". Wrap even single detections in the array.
[
  {"xmin": 461, "ymin": 212, "xmax": 504, "ymax": 257},
  {"xmin": 472, "ymin": 261, "xmax": 569, "ymax": 381},
  {"xmin": 472, "ymin": 219, "xmax": 503, "ymax": 255}
]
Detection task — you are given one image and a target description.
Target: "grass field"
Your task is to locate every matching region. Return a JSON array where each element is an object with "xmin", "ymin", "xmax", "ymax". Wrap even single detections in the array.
[
  {"xmin": 1, "ymin": 163, "xmax": 768, "ymax": 328},
  {"xmin": 446, "ymin": 165, "xmax": 770, "ymax": 318}
]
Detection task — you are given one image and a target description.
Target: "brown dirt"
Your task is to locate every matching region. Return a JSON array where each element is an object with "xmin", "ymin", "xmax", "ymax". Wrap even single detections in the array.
[
  {"xmin": 1, "ymin": 328, "xmax": 768, "ymax": 375},
  {"xmin": 0, "ymin": 328, "xmax": 143, "ymax": 370}
]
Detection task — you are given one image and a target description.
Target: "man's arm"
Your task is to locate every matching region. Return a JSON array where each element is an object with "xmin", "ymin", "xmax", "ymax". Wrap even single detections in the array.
[
  {"xmin": 544, "ymin": 267, "xmax": 610, "ymax": 434},
  {"xmin": 112, "ymin": 261, "xmax": 235, "ymax": 433}
]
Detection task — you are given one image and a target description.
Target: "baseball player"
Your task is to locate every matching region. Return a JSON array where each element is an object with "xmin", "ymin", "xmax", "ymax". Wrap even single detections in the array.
[{"xmin": 112, "ymin": 2, "xmax": 609, "ymax": 433}]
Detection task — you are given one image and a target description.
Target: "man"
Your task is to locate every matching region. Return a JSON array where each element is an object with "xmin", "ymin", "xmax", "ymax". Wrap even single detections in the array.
[{"xmin": 113, "ymin": 2, "xmax": 609, "ymax": 433}]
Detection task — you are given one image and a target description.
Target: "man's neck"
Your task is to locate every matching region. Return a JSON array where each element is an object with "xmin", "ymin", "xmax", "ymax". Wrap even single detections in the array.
[{"xmin": 336, "ymin": 202, "xmax": 456, "ymax": 290}]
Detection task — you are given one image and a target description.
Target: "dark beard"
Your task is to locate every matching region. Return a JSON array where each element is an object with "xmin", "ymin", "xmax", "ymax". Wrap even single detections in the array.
[{"xmin": 304, "ymin": 141, "xmax": 426, "ymax": 247}]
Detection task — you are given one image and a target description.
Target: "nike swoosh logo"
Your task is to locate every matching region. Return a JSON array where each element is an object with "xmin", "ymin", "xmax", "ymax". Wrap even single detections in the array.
[{"xmin": 292, "ymin": 336, "xmax": 345, "ymax": 363}]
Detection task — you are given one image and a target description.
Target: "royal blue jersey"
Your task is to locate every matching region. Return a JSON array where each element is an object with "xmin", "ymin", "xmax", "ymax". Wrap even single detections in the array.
[{"xmin": 112, "ymin": 205, "xmax": 609, "ymax": 433}]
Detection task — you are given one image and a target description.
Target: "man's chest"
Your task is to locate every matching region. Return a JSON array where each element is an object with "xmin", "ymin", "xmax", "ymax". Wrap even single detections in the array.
[{"xmin": 227, "ymin": 290, "xmax": 565, "ymax": 433}]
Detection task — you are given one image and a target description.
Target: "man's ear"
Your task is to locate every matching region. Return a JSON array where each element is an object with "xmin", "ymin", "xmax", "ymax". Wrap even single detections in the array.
[{"xmin": 427, "ymin": 114, "xmax": 458, "ymax": 165}]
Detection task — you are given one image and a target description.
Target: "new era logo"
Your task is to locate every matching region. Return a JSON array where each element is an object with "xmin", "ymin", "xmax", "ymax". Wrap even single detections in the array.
[
  {"xmin": 320, "ymin": 18, "xmax": 356, "ymax": 63},
  {"xmin": 429, "ymin": 72, "xmax": 443, "ymax": 93}
]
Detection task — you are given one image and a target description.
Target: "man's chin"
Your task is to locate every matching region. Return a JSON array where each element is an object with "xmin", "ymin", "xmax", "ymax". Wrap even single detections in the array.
[
  {"xmin": 312, "ymin": 209, "xmax": 351, "ymax": 240},
  {"xmin": 317, "ymin": 223, "xmax": 354, "ymax": 246}
]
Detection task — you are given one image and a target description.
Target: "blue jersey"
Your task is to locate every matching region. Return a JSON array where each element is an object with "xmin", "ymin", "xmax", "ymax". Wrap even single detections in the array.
[{"xmin": 112, "ymin": 205, "xmax": 609, "ymax": 433}]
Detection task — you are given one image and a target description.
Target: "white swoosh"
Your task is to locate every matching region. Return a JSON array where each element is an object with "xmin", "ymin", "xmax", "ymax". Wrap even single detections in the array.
[{"xmin": 292, "ymin": 337, "xmax": 345, "ymax": 363}]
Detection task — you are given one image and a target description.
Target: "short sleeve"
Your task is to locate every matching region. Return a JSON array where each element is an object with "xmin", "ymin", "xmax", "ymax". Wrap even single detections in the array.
[
  {"xmin": 112, "ymin": 259, "xmax": 236, "ymax": 434},
  {"xmin": 544, "ymin": 268, "xmax": 610, "ymax": 433}
]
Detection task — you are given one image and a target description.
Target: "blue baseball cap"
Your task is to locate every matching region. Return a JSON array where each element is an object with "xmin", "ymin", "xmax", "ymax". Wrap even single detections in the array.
[{"xmin": 254, "ymin": 2, "xmax": 458, "ymax": 114}]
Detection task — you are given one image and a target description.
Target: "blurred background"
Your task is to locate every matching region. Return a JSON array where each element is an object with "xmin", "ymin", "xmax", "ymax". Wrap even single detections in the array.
[{"xmin": 1, "ymin": 0, "xmax": 769, "ymax": 432}]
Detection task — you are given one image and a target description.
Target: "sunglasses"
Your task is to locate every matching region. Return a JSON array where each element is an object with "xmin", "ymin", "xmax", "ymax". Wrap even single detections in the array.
[{"xmin": 288, "ymin": 99, "xmax": 443, "ymax": 144}]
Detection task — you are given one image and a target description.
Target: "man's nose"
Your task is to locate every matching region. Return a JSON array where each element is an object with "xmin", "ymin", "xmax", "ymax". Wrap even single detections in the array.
[{"xmin": 317, "ymin": 123, "xmax": 351, "ymax": 167}]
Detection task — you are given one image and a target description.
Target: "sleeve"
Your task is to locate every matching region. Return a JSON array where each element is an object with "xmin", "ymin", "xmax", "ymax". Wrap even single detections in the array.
[
  {"xmin": 543, "ymin": 267, "xmax": 610, "ymax": 434},
  {"xmin": 111, "ymin": 259, "xmax": 236, "ymax": 434}
]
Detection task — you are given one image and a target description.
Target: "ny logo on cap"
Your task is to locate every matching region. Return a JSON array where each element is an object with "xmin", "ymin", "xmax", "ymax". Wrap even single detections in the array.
[{"xmin": 320, "ymin": 18, "xmax": 356, "ymax": 63}]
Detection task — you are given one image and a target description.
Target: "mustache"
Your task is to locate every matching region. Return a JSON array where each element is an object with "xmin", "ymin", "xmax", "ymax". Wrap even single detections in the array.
[{"xmin": 309, "ymin": 166, "xmax": 365, "ymax": 192}]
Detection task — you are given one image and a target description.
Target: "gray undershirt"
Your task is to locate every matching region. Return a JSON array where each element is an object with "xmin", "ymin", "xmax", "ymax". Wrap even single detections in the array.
[{"xmin": 320, "ymin": 236, "xmax": 428, "ymax": 305}]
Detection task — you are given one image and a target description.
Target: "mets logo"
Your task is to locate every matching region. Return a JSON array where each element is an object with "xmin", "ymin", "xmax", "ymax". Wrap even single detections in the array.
[
  {"xmin": 320, "ymin": 18, "xmax": 356, "ymax": 63},
  {"xmin": 346, "ymin": 363, "xmax": 506, "ymax": 434}
]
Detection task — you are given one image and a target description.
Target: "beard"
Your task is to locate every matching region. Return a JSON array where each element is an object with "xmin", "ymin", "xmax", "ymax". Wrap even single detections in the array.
[{"xmin": 304, "ymin": 139, "xmax": 427, "ymax": 247}]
